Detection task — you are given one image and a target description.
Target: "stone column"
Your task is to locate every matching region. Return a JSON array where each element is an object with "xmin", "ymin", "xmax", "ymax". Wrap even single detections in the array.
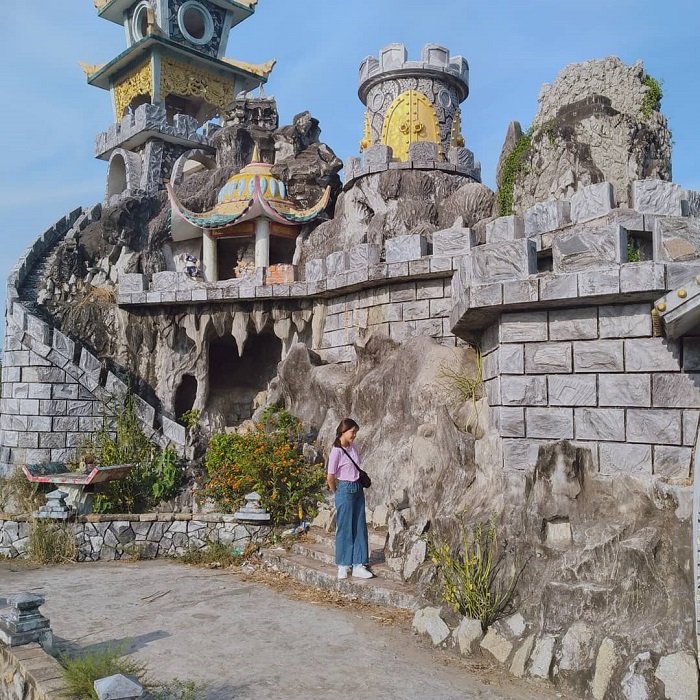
[
  {"xmin": 255, "ymin": 218, "xmax": 270, "ymax": 269},
  {"xmin": 202, "ymin": 231, "xmax": 218, "ymax": 282}
]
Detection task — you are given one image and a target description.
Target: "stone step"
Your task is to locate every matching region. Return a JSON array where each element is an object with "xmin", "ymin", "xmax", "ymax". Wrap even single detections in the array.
[
  {"xmin": 311, "ymin": 526, "xmax": 388, "ymax": 551},
  {"xmin": 260, "ymin": 547, "xmax": 418, "ymax": 610},
  {"xmin": 291, "ymin": 538, "xmax": 402, "ymax": 582}
]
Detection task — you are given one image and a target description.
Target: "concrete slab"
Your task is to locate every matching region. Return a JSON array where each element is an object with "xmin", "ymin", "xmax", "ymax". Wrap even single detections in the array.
[{"xmin": 0, "ymin": 560, "xmax": 564, "ymax": 700}]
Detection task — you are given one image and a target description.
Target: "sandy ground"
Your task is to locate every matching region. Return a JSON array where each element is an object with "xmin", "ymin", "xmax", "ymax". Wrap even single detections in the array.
[{"xmin": 0, "ymin": 559, "xmax": 568, "ymax": 700}]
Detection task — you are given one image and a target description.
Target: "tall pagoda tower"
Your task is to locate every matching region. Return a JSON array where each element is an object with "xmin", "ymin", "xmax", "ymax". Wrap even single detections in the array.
[{"xmin": 84, "ymin": 0, "xmax": 274, "ymax": 201}]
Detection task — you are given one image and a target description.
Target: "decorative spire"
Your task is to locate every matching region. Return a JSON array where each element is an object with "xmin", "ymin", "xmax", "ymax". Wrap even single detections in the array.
[{"xmin": 251, "ymin": 143, "xmax": 261, "ymax": 163}]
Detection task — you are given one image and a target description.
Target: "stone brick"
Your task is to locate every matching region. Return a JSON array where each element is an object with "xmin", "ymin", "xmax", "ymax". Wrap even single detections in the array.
[
  {"xmin": 500, "ymin": 312, "xmax": 548, "ymax": 342},
  {"xmin": 79, "ymin": 348, "xmax": 102, "ymax": 376},
  {"xmin": 652, "ymin": 373, "xmax": 700, "ymax": 408},
  {"xmin": 577, "ymin": 267, "xmax": 620, "ymax": 297},
  {"xmin": 539, "ymin": 272, "xmax": 578, "ymax": 301},
  {"xmin": 570, "ymin": 182, "xmax": 614, "ymax": 223},
  {"xmin": 428, "ymin": 298, "xmax": 451, "ymax": 318},
  {"xmin": 682, "ymin": 410, "xmax": 699, "ymax": 446},
  {"xmin": 624, "ymin": 338, "xmax": 681, "ymax": 372},
  {"xmin": 653, "ymin": 445, "xmax": 692, "ymax": 478},
  {"xmin": 39, "ymin": 399, "xmax": 67, "ymax": 415},
  {"xmin": 548, "ymin": 375, "xmax": 597, "ymax": 406},
  {"xmin": 414, "ymin": 318, "xmax": 443, "ymax": 337},
  {"xmin": 598, "ymin": 303, "xmax": 652, "ymax": 338},
  {"xmin": 325, "ymin": 251, "xmax": 349, "ymax": 276},
  {"xmin": 67, "ymin": 400, "xmax": 96, "ymax": 417},
  {"xmin": 599, "ymin": 374, "xmax": 650, "ymax": 407},
  {"xmin": 627, "ymin": 409, "xmax": 682, "ymax": 445},
  {"xmin": 471, "ymin": 239, "xmax": 536, "ymax": 284},
  {"xmin": 549, "ymin": 308, "xmax": 598, "ymax": 341},
  {"xmin": 526, "ymin": 407, "xmax": 573, "ymax": 439},
  {"xmin": 498, "ymin": 344, "xmax": 524, "ymax": 374},
  {"xmin": 524, "ymin": 199, "xmax": 571, "ymax": 236},
  {"xmin": 348, "ymin": 244, "xmax": 381, "ymax": 270},
  {"xmin": 485, "ymin": 215, "xmax": 524, "ymax": 244},
  {"xmin": 27, "ymin": 416, "xmax": 52, "ymax": 432},
  {"xmin": 485, "ymin": 377, "xmax": 500, "ymax": 406},
  {"xmin": 385, "ymin": 235, "xmax": 427, "ymax": 264},
  {"xmin": 39, "ymin": 432, "xmax": 66, "ymax": 449},
  {"xmin": 432, "ymin": 227, "xmax": 476, "ymax": 256},
  {"xmin": 501, "ymin": 376, "xmax": 547, "ymax": 406},
  {"xmin": 470, "ymin": 283, "xmax": 502, "ymax": 307},
  {"xmin": 52, "ymin": 384, "xmax": 80, "ymax": 400},
  {"xmin": 402, "ymin": 300, "xmax": 430, "ymax": 321},
  {"xmin": 683, "ymin": 338, "xmax": 700, "ymax": 370},
  {"xmin": 666, "ymin": 261, "xmax": 700, "ymax": 290},
  {"xmin": 496, "ymin": 407, "xmax": 525, "ymax": 437},
  {"xmin": 389, "ymin": 283, "xmax": 415, "ymax": 303},
  {"xmin": 408, "ymin": 141, "xmax": 438, "ymax": 162},
  {"xmin": 26, "ymin": 383, "xmax": 52, "ymax": 400},
  {"xmin": 620, "ymin": 262, "xmax": 666, "ymax": 293},
  {"xmin": 502, "ymin": 279, "xmax": 538, "ymax": 305},
  {"xmin": 632, "ymin": 179, "xmax": 684, "ymax": 216},
  {"xmin": 599, "ymin": 443, "xmax": 652, "ymax": 476},
  {"xmin": 502, "ymin": 438, "xmax": 543, "ymax": 472},
  {"xmin": 25, "ymin": 314, "xmax": 52, "ymax": 345},
  {"xmin": 575, "ymin": 408, "xmax": 625, "ymax": 441},
  {"xmin": 525, "ymin": 342, "xmax": 572, "ymax": 373},
  {"xmin": 573, "ymin": 340, "xmax": 623, "ymax": 372},
  {"xmin": 416, "ymin": 279, "xmax": 446, "ymax": 300},
  {"xmin": 553, "ymin": 226, "xmax": 624, "ymax": 273},
  {"xmin": 54, "ymin": 416, "xmax": 80, "ymax": 431}
]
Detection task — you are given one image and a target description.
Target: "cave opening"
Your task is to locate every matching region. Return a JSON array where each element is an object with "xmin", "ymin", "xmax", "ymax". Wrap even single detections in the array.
[{"xmin": 174, "ymin": 373, "xmax": 198, "ymax": 422}]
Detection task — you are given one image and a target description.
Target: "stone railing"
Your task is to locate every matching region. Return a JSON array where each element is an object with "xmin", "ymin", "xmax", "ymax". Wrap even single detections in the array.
[{"xmin": 0, "ymin": 512, "xmax": 270, "ymax": 562}]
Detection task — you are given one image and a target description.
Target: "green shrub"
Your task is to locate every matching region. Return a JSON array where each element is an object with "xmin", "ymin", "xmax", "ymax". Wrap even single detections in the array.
[
  {"xmin": 178, "ymin": 540, "xmax": 246, "ymax": 567},
  {"xmin": 496, "ymin": 128, "xmax": 533, "ymax": 216},
  {"xmin": 202, "ymin": 407, "xmax": 324, "ymax": 524},
  {"xmin": 59, "ymin": 642, "xmax": 147, "ymax": 700},
  {"xmin": 641, "ymin": 74, "xmax": 663, "ymax": 119},
  {"xmin": 27, "ymin": 519, "xmax": 76, "ymax": 564},
  {"xmin": 429, "ymin": 516, "xmax": 521, "ymax": 631},
  {"xmin": 179, "ymin": 409, "xmax": 201, "ymax": 430},
  {"xmin": 87, "ymin": 393, "xmax": 182, "ymax": 514}
]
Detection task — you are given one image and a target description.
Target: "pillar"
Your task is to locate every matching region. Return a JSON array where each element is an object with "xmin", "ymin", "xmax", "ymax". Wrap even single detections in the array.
[
  {"xmin": 255, "ymin": 218, "xmax": 270, "ymax": 269},
  {"xmin": 202, "ymin": 231, "xmax": 218, "ymax": 282}
]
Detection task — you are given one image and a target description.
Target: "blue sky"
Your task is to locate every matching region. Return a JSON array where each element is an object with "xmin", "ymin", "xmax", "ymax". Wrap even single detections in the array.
[{"xmin": 1, "ymin": 0, "xmax": 699, "ymax": 344}]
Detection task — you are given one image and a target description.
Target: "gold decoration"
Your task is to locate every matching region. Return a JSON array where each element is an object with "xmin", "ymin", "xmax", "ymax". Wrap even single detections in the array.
[
  {"xmin": 160, "ymin": 56, "xmax": 233, "ymax": 117},
  {"xmin": 656, "ymin": 302, "xmax": 667, "ymax": 312},
  {"xmin": 381, "ymin": 90, "xmax": 441, "ymax": 162},
  {"xmin": 451, "ymin": 109, "xmax": 465, "ymax": 148},
  {"xmin": 678, "ymin": 289, "xmax": 688, "ymax": 298},
  {"xmin": 93, "ymin": 0, "xmax": 108, "ymax": 9},
  {"xmin": 113, "ymin": 59, "xmax": 153, "ymax": 119},
  {"xmin": 222, "ymin": 57, "xmax": 276, "ymax": 78},
  {"xmin": 359, "ymin": 112, "xmax": 371, "ymax": 151},
  {"xmin": 651, "ymin": 308, "xmax": 663, "ymax": 337},
  {"xmin": 79, "ymin": 61, "xmax": 104, "ymax": 78}
]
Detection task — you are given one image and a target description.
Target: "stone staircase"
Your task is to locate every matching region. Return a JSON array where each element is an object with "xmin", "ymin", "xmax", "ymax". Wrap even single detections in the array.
[{"xmin": 261, "ymin": 526, "xmax": 418, "ymax": 610}]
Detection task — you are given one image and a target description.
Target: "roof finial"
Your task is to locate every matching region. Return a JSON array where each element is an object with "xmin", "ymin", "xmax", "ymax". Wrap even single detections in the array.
[{"xmin": 251, "ymin": 143, "xmax": 261, "ymax": 163}]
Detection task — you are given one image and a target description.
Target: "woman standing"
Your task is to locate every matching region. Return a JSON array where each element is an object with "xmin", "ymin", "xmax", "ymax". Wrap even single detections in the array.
[{"xmin": 326, "ymin": 418, "xmax": 374, "ymax": 580}]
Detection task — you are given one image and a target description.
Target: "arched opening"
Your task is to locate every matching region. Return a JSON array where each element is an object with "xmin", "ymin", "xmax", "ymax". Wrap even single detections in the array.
[
  {"xmin": 174, "ymin": 374, "xmax": 198, "ymax": 422},
  {"xmin": 127, "ymin": 94, "xmax": 151, "ymax": 114},
  {"xmin": 207, "ymin": 332, "xmax": 282, "ymax": 427},
  {"xmin": 107, "ymin": 155, "xmax": 127, "ymax": 197}
]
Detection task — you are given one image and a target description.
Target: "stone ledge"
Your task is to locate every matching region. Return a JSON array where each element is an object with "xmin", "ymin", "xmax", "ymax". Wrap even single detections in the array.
[{"xmin": 0, "ymin": 642, "xmax": 70, "ymax": 700}]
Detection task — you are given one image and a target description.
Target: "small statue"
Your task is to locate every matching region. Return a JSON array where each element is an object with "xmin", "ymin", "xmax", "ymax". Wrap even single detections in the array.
[{"xmin": 185, "ymin": 254, "xmax": 200, "ymax": 278}]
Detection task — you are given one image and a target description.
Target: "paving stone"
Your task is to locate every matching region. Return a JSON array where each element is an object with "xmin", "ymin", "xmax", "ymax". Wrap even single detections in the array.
[
  {"xmin": 573, "ymin": 340, "xmax": 623, "ymax": 372},
  {"xmin": 653, "ymin": 445, "xmax": 692, "ymax": 478},
  {"xmin": 654, "ymin": 650, "xmax": 699, "ymax": 700},
  {"xmin": 591, "ymin": 637, "xmax": 619, "ymax": 700},
  {"xmin": 529, "ymin": 634, "xmax": 556, "ymax": 679},
  {"xmin": 548, "ymin": 375, "xmax": 597, "ymax": 406},
  {"xmin": 624, "ymin": 338, "xmax": 681, "ymax": 372},
  {"xmin": 526, "ymin": 407, "xmax": 573, "ymax": 439},
  {"xmin": 524, "ymin": 342, "xmax": 572, "ymax": 373},
  {"xmin": 627, "ymin": 409, "xmax": 682, "ymax": 445},
  {"xmin": 599, "ymin": 303, "xmax": 652, "ymax": 338},
  {"xmin": 480, "ymin": 627, "xmax": 513, "ymax": 664},
  {"xmin": 501, "ymin": 376, "xmax": 547, "ymax": 406},
  {"xmin": 599, "ymin": 442, "xmax": 652, "ymax": 476},
  {"xmin": 549, "ymin": 307, "xmax": 598, "ymax": 340},
  {"xmin": 599, "ymin": 374, "xmax": 650, "ymax": 407}
]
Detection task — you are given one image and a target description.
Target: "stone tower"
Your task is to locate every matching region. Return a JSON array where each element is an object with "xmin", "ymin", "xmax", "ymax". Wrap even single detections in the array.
[
  {"xmin": 85, "ymin": 0, "xmax": 275, "ymax": 202},
  {"xmin": 345, "ymin": 43, "xmax": 480, "ymax": 184}
]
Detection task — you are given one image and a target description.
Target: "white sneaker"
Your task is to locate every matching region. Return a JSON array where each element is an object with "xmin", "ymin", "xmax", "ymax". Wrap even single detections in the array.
[
  {"xmin": 337, "ymin": 566, "xmax": 349, "ymax": 579},
  {"xmin": 352, "ymin": 565, "xmax": 374, "ymax": 579}
]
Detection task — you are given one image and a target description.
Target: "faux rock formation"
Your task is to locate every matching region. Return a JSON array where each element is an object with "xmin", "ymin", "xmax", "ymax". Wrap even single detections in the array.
[{"xmin": 497, "ymin": 57, "xmax": 672, "ymax": 212}]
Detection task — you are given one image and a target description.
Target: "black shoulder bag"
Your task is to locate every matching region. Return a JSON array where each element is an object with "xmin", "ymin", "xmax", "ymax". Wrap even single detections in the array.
[{"xmin": 340, "ymin": 447, "xmax": 371, "ymax": 489}]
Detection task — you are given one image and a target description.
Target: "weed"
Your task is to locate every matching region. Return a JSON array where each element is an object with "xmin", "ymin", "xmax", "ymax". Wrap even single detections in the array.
[
  {"xmin": 59, "ymin": 642, "xmax": 147, "ymax": 700},
  {"xmin": 428, "ymin": 515, "xmax": 523, "ymax": 631},
  {"xmin": 627, "ymin": 240, "xmax": 642, "ymax": 263},
  {"xmin": 496, "ymin": 127, "xmax": 533, "ymax": 216},
  {"xmin": 27, "ymin": 519, "xmax": 77, "ymax": 564},
  {"xmin": 440, "ymin": 349, "xmax": 483, "ymax": 433},
  {"xmin": 641, "ymin": 74, "xmax": 663, "ymax": 119},
  {"xmin": 151, "ymin": 679, "xmax": 207, "ymax": 700},
  {"xmin": 180, "ymin": 409, "xmax": 201, "ymax": 431},
  {"xmin": 178, "ymin": 540, "xmax": 248, "ymax": 567},
  {"xmin": 0, "ymin": 468, "xmax": 44, "ymax": 513}
]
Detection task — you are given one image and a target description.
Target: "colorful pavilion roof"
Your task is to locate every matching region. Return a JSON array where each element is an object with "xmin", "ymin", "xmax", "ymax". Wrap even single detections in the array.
[{"xmin": 167, "ymin": 156, "xmax": 330, "ymax": 230}]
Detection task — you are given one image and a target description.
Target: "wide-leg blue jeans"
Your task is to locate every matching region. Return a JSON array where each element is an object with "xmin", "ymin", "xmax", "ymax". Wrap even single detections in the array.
[{"xmin": 334, "ymin": 480, "xmax": 368, "ymax": 567}]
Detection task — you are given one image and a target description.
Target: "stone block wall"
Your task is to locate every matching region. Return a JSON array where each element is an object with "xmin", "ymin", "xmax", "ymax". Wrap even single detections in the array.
[
  {"xmin": 0, "ymin": 513, "xmax": 269, "ymax": 562},
  {"xmin": 482, "ymin": 303, "xmax": 699, "ymax": 476},
  {"xmin": 0, "ymin": 643, "xmax": 68, "ymax": 700}
]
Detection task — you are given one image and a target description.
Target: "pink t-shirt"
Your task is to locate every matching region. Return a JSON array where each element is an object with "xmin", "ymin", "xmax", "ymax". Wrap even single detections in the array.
[{"xmin": 327, "ymin": 445, "xmax": 361, "ymax": 482}]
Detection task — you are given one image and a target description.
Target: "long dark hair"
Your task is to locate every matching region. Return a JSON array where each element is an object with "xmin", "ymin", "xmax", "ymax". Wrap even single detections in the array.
[{"xmin": 333, "ymin": 418, "xmax": 359, "ymax": 448}]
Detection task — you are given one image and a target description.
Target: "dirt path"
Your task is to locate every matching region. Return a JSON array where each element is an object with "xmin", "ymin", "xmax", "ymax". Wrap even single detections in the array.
[{"xmin": 0, "ymin": 560, "xmax": 567, "ymax": 700}]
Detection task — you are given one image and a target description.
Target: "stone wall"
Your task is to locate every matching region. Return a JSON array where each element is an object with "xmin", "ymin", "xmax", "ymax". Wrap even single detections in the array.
[
  {"xmin": 482, "ymin": 303, "xmax": 699, "ymax": 477},
  {"xmin": 0, "ymin": 513, "xmax": 270, "ymax": 562},
  {"xmin": 0, "ymin": 643, "xmax": 68, "ymax": 700}
]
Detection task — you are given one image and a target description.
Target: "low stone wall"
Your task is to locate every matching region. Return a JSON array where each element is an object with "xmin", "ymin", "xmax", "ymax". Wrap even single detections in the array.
[
  {"xmin": 0, "ymin": 513, "xmax": 270, "ymax": 561},
  {"xmin": 0, "ymin": 642, "xmax": 69, "ymax": 700}
]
